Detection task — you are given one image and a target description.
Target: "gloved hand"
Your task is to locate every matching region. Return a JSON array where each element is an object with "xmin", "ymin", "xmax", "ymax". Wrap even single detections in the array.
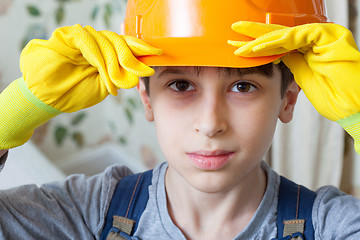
[
  {"xmin": 0, "ymin": 24, "xmax": 162, "ymax": 149},
  {"xmin": 228, "ymin": 21, "xmax": 360, "ymax": 154}
]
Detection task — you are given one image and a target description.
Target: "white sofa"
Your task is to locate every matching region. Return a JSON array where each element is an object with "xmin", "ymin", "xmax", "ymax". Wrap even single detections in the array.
[{"xmin": 0, "ymin": 142, "xmax": 66, "ymax": 189}]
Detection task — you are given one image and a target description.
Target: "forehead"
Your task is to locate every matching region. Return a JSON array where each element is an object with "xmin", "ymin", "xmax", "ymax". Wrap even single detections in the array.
[{"xmin": 154, "ymin": 65, "xmax": 275, "ymax": 78}]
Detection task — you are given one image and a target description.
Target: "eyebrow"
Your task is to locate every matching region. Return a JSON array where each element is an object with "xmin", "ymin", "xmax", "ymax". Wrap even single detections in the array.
[
  {"xmin": 156, "ymin": 65, "xmax": 275, "ymax": 79},
  {"xmin": 219, "ymin": 67, "xmax": 274, "ymax": 78},
  {"xmin": 157, "ymin": 68, "xmax": 193, "ymax": 79}
]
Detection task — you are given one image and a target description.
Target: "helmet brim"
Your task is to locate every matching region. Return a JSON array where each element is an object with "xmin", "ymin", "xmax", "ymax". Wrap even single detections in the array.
[{"xmin": 138, "ymin": 37, "xmax": 285, "ymax": 68}]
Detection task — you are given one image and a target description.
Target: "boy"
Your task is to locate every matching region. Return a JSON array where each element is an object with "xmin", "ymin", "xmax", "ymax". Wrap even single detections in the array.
[
  {"xmin": 135, "ymin": 63, "xmax": 299, "ymax": 239},
  {"xmin": 0, "ymin": 0, "xmax": 360, "ymax": 239}
]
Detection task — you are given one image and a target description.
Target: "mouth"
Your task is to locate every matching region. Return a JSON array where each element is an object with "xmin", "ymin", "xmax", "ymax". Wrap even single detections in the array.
[{"xmin": 187, "ymin": 150, "xmax": 235, "ymax": 170}]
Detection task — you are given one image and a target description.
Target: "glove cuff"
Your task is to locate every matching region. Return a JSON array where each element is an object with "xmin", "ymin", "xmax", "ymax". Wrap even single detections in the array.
[
  {"xmin": 0, "ymin": 78, "xmax": 62, "ymax": 149},
  {"xmin": 337, "ymin": 113, "xmax": 360, "ymax": 155}
]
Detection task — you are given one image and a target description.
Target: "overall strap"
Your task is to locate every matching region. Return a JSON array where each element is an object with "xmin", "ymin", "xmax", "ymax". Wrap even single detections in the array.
[
  {"xmin": 273, "ymin": 176, "xmax": 317, "ymax": 240},
  {"xmin": 100, "ymin": 170, "xmax": 153, "ymax": 240}
]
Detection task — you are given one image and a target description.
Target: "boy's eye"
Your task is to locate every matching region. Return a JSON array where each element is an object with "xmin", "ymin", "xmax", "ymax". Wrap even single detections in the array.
[
  {"xmin": 168, "ymin": 80, "xmax": 195, "ymax": 92},
  {"xmin": 231, "ymin": 82, "xmax": 257, "ymax": 93}
]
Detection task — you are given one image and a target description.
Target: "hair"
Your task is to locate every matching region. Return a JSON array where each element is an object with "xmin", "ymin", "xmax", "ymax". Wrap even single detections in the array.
[{"xmin": 141, "ymin": 61, "xmax": 294, "ymax": 98}]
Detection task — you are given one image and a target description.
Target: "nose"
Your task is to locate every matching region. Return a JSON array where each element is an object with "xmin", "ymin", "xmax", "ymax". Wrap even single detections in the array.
[{"xmin": 193, "ymin": 93, "xmax": 228, "ymax": 138}]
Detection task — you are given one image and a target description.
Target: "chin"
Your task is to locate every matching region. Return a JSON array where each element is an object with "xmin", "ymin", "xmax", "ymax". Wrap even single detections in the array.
[{"xmin": 186, "ymin": 172, "xmax": 237, "ymax": 194}]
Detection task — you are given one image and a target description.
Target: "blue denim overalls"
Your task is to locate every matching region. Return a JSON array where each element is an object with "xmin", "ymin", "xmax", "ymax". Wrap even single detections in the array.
[{"xmin": 101, "ymin": 170, "xmax": 316, "ymax": 240}]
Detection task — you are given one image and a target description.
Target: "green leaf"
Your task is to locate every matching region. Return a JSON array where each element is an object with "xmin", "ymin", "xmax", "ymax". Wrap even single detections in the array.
[
  {"xmin": 105, "ymin": 3, "xmax": 113, "ymax": 15},
  {"xmin": 71, "ymin": 112, "xmax": 87, "ymax": 126},
  {"xmin": 72, "ymin": 132, "xmax": 84, "ymax": 147},
  {"xmin": 118, "ymin": 136, "xmax": 127, "ymax": 145},
  {"xmin": 91, "ymin": 5, "xmax": 100, "ymax": 20},
  {"xmin": 104, "ymin": 12, "xmax": 111, "ymax": 28},
  {"xmin": 54, "ymin": 126, "xmax": 68, "ymax": 145},
  {"xmin": 27, "ymin": 5, "xmax": 41, "ymax": 16},
  {"xmin": 127, "ymin": 97, "xmax": 138, "ymax": 109},
  {"xmin": 55, "ymin": 6, "xmax": 65, "ymax": 24},
  {"xmin": 124, "ymin": 107, "xmax": 134, "ymax": 125},
  {"xmin": 103, "ymin": 3, "xmax": 113, "ymax": 28}
]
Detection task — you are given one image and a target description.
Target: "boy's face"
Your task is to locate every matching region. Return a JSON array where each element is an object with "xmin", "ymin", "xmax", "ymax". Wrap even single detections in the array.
[{"xmin": 138, "ymin": 66, "xmax": 299, "ymax": 193}]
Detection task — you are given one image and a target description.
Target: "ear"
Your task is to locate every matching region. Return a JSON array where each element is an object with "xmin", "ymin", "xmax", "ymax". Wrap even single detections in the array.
[
  {"xmin": 137, "ymin": 80, "xmax": 154, "ymax": 122},
  {"xmin": 278, "ymin": 80, "xmax": 301, "ymax": 123}
]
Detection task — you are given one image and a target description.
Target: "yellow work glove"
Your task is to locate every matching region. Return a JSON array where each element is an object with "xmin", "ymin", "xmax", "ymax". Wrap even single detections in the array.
[
  {"xmin": 228, "ymin": 21, "xmax": 360, "ymax": 154},
  {"xmin": 0, "ymin": 24, "xmax": 162, "ymax": 149}
]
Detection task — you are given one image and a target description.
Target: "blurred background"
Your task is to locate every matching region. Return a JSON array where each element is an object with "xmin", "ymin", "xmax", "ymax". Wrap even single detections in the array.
[{"xmin": 0, "ymin": 0, "xmax": 359, "ymax": 198}]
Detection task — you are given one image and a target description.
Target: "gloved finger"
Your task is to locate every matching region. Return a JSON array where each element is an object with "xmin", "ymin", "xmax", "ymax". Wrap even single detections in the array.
[
  {"xmin": 107, "ymin": 70, "xmax": 140, "ymax": 90},
  {"xmin": 231, "ymin": 21, "xmax": 287, "ymax": 38},
  {"xmin": 281, "ymin": 52, "xmax": 335, "ymax": 118},
  {"xmin": 84, "ymin": 27, "xmax": 154, "ymax": 91},
  {"xmin": 75, "ymin": 25, "xmax": 121, "ymax": 95},
  {"xmin": 252, "ymin": 29, "xmax": 316, "ymax": 55},
  {"xmin": 21, "ymin": 24, "xmax": 119, "ymax": 96},
  {"xmin": 231, "ymin": 23, "xmax": 328, "ymax": 58},
  {"xmin": 281, "ymin": 52, "xmax": 311, "ymax": 88},
  {"xmin": 80, "ymin": 26, "xmax": 159, "ymax": 92},
  {"xmin": 98, "ymin": 35, "xmax": 145, "ymax": 90},
  {"xmin": 233, "ymin": 30, "xmax": 311, "ymax": 58},
  {"xmin": 122, "ymin": 35, "xmax": 163, "ymax": 57},
  {"xmin": 101, "ymin": 31, "xmax": 157, "ymax": 78},
  {"xmin": 232, "ymin": 38, "xmax": 289, "ymax": 57},
  {"xmin": 250, "ymin": 23, "xmax": 353, "ymax": 56},
  {"xmin": 232, "ymin": 40, "xmax": 264, "ymax": 56},
  {"xmin": 227, "ymin": 40, "xmax": 249, "ymax": 48}
]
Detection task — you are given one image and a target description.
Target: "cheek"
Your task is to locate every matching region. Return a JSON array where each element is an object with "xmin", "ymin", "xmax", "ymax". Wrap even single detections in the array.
[
  {"xmin": 232, "ymin": 99, "xmax": 281, "ymax": 153},
  {"xmin": 152, "ymin": 101, "xmax": 188, "ymax": 156}
]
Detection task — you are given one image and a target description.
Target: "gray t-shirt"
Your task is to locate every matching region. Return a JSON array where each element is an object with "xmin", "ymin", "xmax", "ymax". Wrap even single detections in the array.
[{"xmin": 0, "ymin": 161, "xmax": 359, "ymax": 239}]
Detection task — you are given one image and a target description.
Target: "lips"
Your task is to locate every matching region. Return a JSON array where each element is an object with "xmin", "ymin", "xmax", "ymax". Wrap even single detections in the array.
[{"xmin": 187, "ymin": 150, "xmax": 234, "ymax": 170}]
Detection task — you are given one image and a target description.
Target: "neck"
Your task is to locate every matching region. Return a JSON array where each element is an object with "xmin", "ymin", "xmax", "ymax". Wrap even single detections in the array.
[{"xmin": 165, "ymin": 163, "xmax": 267, "ymax": 240}]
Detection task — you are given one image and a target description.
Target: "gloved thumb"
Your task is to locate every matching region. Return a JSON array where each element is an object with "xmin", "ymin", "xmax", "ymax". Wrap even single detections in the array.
[{"xmin": 281, "ymin": 52, "xmax": 313, "ymax": 90}]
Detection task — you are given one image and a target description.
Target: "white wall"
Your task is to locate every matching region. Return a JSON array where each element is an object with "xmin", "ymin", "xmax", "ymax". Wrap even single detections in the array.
[{"xmin": 326, "ymin": 0, "xmax": 349, "ymax": 27}]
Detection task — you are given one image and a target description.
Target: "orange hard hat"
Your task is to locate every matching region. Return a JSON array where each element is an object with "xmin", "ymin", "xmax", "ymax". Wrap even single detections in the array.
[{"xmin": 123, "ymin": 0, "xmax": 328, "ymax": 68}]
